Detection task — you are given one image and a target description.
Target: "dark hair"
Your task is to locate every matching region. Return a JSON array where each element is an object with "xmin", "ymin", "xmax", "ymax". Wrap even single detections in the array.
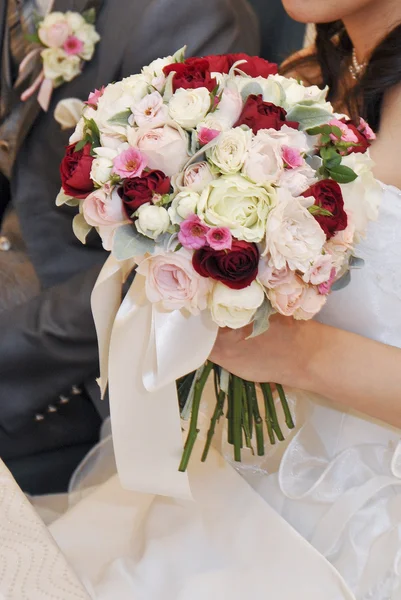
[{"xmin": 281, "ymin": 21, "xmax": 401, "ymax": 131}]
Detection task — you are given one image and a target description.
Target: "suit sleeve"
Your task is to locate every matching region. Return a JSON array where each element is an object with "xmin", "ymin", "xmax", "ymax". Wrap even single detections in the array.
[
  {"xmin": 120, "ymin": 0, "xmax": 261, "ymax": 76},
  {"xmin": 0, "ymin": 263, "xmax": 103, "ymax": 433}
]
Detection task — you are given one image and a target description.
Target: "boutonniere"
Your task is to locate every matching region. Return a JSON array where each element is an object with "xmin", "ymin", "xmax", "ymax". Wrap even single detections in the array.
[{"xmin": 20, "ymin": 9, "xmax": 100, "ymax": 112}]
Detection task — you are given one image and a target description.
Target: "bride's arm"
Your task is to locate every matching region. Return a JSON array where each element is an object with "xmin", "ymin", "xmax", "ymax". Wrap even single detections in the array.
[{"xmin": 210, "ymin": 317, "xmax": 401, "ymax": 428}]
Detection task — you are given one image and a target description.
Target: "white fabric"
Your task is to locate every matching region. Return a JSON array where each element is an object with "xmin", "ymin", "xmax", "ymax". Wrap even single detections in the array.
[
  {"xmin": 45, "ymin": 183, "xmax": 401, "ymax": 599},
  {"xmin": 0, "ymin": 461, "xmax": 90, "ymax": 599}
]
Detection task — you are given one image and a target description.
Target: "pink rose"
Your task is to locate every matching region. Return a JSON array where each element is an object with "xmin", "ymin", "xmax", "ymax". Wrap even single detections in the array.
[
  {"xmin": 174, "ymin": 161, "xmax": 216, "ymax": 193},
  {"xmin": 206, "ymin": 227, "xmax": 232, "ymax": 251},
  {"xmin": 39, "ymin": 21, "xmax": 70, "ymax": 48},
  {"xmin": 178, "ymin": 214, "xmax": 209, "ymax": 250},
  {"xmin": 198, "ymin": 127, "xmax": 220, "ymax": 146},
  {"xmin": 136, "ymin": 248, "xmax": 212, "ymax": 314},
  {"xmin": 267, "ymin": 273, "xmax": 304, "ymax": 317},
  {"xmin": 358, "ymin": 117, "xmax": 376, "ymax": 141},
  {"xmin": 282, "ymin": 146, "xmax": 303, "ymax": 169},
  {"xmin": 258, "ymin": 260, "xmax": 292, "ymax": 289},
  {"xmin": 133, "ymin": 125, "xmax": 189, "ymax": 177},
  {"xmin": 86, "ymin": 87, "xmax": 105, "ymax": 109},
  {"xmin": 113, "ymin": 147, "xmax": 147, "ymax": 179},
  {"xmin": 318, "ymin": 268, "xmax": 337, "ymax": 295},
  {"xmin": 329, "ymin": 118, "xmax": 358, "ymax": 143},
  {"xmin": 83, "ymin": 189, "xmax": 129, "ymax": 250},
  {"xmin": 293, "ymin": 285, "xmax": 327, "ymax": 320}
]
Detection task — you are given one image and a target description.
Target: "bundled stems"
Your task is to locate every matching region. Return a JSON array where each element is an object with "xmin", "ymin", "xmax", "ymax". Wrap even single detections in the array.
[
  {"xmin": 245, "ymin": 381, "xmax": 265, "ymax": 456},
  {"xmin": 232, "ymin": 375, "xmax": 243, "ymax": 462},
  {"xmin": 201, "ymin": 389, "xmax": 226, "ymax": 462},
  {"xmin": 179, "ymin": 361, "xmax": 213, "ymax": 472},
  {"xmin": 261, "ymin": 383, "xmax": 285, "ymax": 442},
  {"xmin": 276, "ymin": 383, "xmax": 295, "ymax": 429}
]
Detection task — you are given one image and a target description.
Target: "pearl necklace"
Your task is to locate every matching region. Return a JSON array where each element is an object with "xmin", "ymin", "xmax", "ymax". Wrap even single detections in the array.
[{"xmin": 349, "ymin": 48, "xmax": 368, "ymax": 80}]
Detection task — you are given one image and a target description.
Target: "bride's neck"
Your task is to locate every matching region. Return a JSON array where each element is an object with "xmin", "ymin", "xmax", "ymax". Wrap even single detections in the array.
[{"xmin": 343, "ymin": 1, "xmax": 401, "ymax": 62}]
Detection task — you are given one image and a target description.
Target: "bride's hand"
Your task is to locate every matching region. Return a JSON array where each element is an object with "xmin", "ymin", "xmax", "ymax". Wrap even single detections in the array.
[{"xmin": 210, "ymin": 314, "xmax": 314, "ymax": 386}]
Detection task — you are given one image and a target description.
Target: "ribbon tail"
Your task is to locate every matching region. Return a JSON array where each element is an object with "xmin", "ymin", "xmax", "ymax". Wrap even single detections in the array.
[
  {"xmin": 20, "ymin": 70, "xmax": 44, "ymax": 102},
  {"xmin": 91, "ymin": 255, "xmax": 136, "ymax": 398},
  {"xmin": 37, "ymin": 77, "xmax": 54, "ymax": 112}
]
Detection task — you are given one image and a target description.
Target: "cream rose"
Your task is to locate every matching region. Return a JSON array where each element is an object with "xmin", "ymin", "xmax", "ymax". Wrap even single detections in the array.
[
  {"xmin": 65, "ymin": 11, "xmax": 86, "ymax": 32},
  {"xmin": 173, "ymin": 161, "xmax": 216, "ymax": 193},
  {"xmin": 130, "ymin": 91, "xmax": 168, "ymax": 128},
  {"xmin": 243, "ymin": 131, "xmax": 284, "ymax": 184},
  {"xmin": 279, "ymin": 163, "xmax": 317, "ymax": 197},
  {"xmin": 197, "ymin": 175, "xmax": 275, "ymax": 243},
  {"xmin": 168, "ymin": 87, "xmax": 211, "ymax": 129},
  {"xmin": 267, "ymin": 274, "xmax": 305, "ymax": 317},
  {"xmin": 90, "ymin": 148, "xmax": 116, "ymax": 186},
  {"xmin": 136, "ymin": 248, "xmax": 211, "ymax": 314},
  {"xmin": 168, "ymin": 191, "xmax": 200, "ymax": 224},
  {"xmin": 74, "ymin": 23, "xmax": 100, "ymax": 61},
  {"xmin": 41, "ymin": 48, "xmax": 81, "ymax": 82},
  {"xmin": 293, "ymin": 285, "xmax": 327, "ymax": 320},
  {"xmin": 132, "ymin": 125, "xmax": 189, "ymax": 177},
  {"xmin": 135, "ymin": 203, "xmax": 170, "ymax": 239},
  {"xmin": 264, "ymin": 188, "xmax": 326, "ymax": 273},
  {"xmin": 207, "ymin": 127, "xmax": 251, "ymax": 175},
  {"xmin": 269, "ymin": 74, "xmax": 329, "ymax": 110},
  {"xmin": 210, "ymin": 280, "xmax": 265, "ymax": 329}
]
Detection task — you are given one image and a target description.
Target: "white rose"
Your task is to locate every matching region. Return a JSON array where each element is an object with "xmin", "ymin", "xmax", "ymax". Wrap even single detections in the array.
[
  {"xmin": 233, "ymin": 75, "xmax": 284, "ymax": 107},
  {"xmin": 142, "ymin": 56, "xmax": 173, "ymax": 91},
  {"xmin": 54, "ymin": 97, "xmax": 84, "ymax": 130},
  {"xmin": 75, "ymin": 23, "xmax": 100, "ymax": 61},
  {"xmin": 173, "ymin": 161, "xmax": 216, "ymax": 193},
  {"xmin": 207, "ymin": 127, "xmax": 251, "ymax": 175},
  {"xmin": 41, "ymin": 48, "xmax": 81, "ymax": 82},
  {"xmin": 94, "ymin": 82, "xmax": 133, "ymax": 137},
  {"xmin": 210, "ymin": 280, "xmax": 265, "ymax": 329},
  {"xmin": 269, "ymin": 74, "xmax": 329, "ymax": 110},
  {"xmin": 120, "ymin": 74, "xmax": 150, "ymax": 104},
  {"xmin": 131, "ymin": 124, "xmax": 189, "ymax": 177},
  {"xmin": 168, "ymin": 87, "xmax": 211, "ymax": 129},
  {"xmin": 65, "ymin": 11, "xmax": 86, "ymax": 32},
  {"xmin": 340, "ymin": 152, "xmax": 382, "ymax": 240},
  {"xmin": 264, "ymin": 188, "xmax": 326, "ymax": 273},
  {"xmin": 279, "ymin": 163, "xmax": 317, "ymax": 196},
  {"xmin": 90, "ymin": 156, "xmax": 114, "ymax": 186},
  {"xmin": 168, "ymin": 191, "xmax": 200, "ymax": 224},
  {"xmin": 135, "ymin": 203, "xmax": 170, "ymax": 239},
  {"xmin": 197, "ymin": 174, "xmax": 276, "ymax": 243},
  {"xmin": 212, "ymin": 88, "xmax": 243, "ymax": 127},
  {"xmin": 243, "ymin": 131, "xmax": 284, "ymax": 185}
]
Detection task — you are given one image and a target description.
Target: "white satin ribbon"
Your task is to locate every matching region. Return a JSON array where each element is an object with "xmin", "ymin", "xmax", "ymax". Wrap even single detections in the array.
[{"xmin": 91, "ymin": 258, "xmax": 218, "ymax": 499}]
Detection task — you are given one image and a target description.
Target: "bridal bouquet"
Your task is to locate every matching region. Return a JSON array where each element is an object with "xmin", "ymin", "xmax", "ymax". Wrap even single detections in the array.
[{"xmin": 57, "ymin": 49, "xmax": 380, "ymax": 478}]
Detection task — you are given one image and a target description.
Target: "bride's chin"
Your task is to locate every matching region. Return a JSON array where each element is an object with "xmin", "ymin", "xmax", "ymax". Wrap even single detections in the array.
[{"xmin": 281, "ymin": 0, "xmax": 368, "ymax": 24}]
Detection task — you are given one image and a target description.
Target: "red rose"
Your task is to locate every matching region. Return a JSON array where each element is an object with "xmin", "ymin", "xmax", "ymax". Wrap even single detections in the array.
[
  {"xmin": 204, "ymin": 53, "xmax": 278, "ymax": 78},
  {"xmin": 235, "ymin": 95, "xmax": 299, "ymax": 134},
  {"xmin": 60, "ymin": 143, "xmax": 95, "ymax": 199},
  {"xmin": 302, "ymin": 180, "xmax": 348, "ymax": 239},
  {"xmin": 163, "ymin": 58, "xmax": 217, "ymax": 92},
  {"xmin": 193, "ymin": 239, "xmax": 259, "ymax": 290},
  {"xmin": 342, "ymin": 119, "xmax": 371, "ymax": 154},
  {"xmin": 118, "ymin": 170, "xmax": 170, "ymax": 216}
]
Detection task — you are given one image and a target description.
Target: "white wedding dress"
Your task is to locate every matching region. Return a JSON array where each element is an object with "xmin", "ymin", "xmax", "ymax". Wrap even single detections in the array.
[{"xmin": 1, "ymin": 182, "xmax": 400, "ymax": 600}]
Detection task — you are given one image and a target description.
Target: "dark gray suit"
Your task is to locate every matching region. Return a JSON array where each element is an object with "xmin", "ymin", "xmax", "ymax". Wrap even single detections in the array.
[{"xmin": 0, "ymin": 0, "xmax": 260, "ymax": 492}]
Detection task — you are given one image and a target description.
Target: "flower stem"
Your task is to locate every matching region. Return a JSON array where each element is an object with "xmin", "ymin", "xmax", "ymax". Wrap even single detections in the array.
[
  {"xmin": 179, "ymin": 361, "xmax": 213, "ymax": 472},
  {"xmin": 227, "ymin": 376, "xmax": 234, "ymax": 445},
  {"xmin": 245, "ymin": 381, "xmax": 265, "ymax": 456},
  {"xmin": 201, "ymin": 388, "xmax": 226, "ymax": 462},
  {"xmin": 261, "ymin": 383, "xmax": 284, "ymax": 442},
  {"xmin": 232, "ymin": 375, "xmax": 243, "ymax": 462},
  {"xmin": 241, "ymin": 386, "xmax": 254, "ymax": 454},
  {"xmin": 276, "ymin": 383, "xmax": 295, "ymax": 429}
]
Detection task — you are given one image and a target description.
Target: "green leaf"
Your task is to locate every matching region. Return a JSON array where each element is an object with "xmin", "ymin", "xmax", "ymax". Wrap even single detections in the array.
[
  {"xmin": 56, "ymin": 188, "xmax": 74, "ymax": 207},
  {"xmin": 286, "ymin": 103, "xmax": 334, "ymax": 131},
  {"xmin": 308, "ymin": 205, "xmax": 333, "ymax": 217},
  {"xmin": 330, "ymin": 125, "xmax": 343, "ymax": 140},
  {"xmin": 74, "ymin": 139, "xmax": 87, "ymax": 152},
  {"xmin": 248, "ymin": 298, "xmax": 275, "ymax": 339},
  {"xmin": 328, "ymin": 165, "xmax": 358, "ymax": 184},
  {"xmin": 172, "ymin": 45, "xmax": 187, "ymax": 63},
  {"xmin": 320, "ymin": 133, "xmax": 331, "ymax": 145},
  {"xmin": 163, "ymin": 71, "xmax": 176, "ymax": 103},
  {"xmin": 84, "ymin": 117, "xmax": 101, "ymax": 148},
  {"xmin": 320, "ymin": 146, "xmax": 342, "ymax": 169},
  {"xmin": 25, "ymin": 32, "xmax": 41, "ymax": 44},
  {"xmin": 239, "ymin": 82, "xmax": 264, "ymax": 102},
  {"xmin": 349, "ymin": 255, "xmax": 365, "ymax": 269},
  {"xmin": 331, "ymin": 270, "xmax": 351, "ymax": 291},
  {"xmin": 113, "ymin": 224, "xmax": 155, "ymax": 260},
  {"xmin": 83, "ymin": 7, "xmax": 96, "ymax": 24},
  {"xmin": 72, "ymin": 214, "xmax": 92, "ymax": 244},
  {"xmin": 108, "ymin": 110, "xmax": 132, "ymax": 126}
]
